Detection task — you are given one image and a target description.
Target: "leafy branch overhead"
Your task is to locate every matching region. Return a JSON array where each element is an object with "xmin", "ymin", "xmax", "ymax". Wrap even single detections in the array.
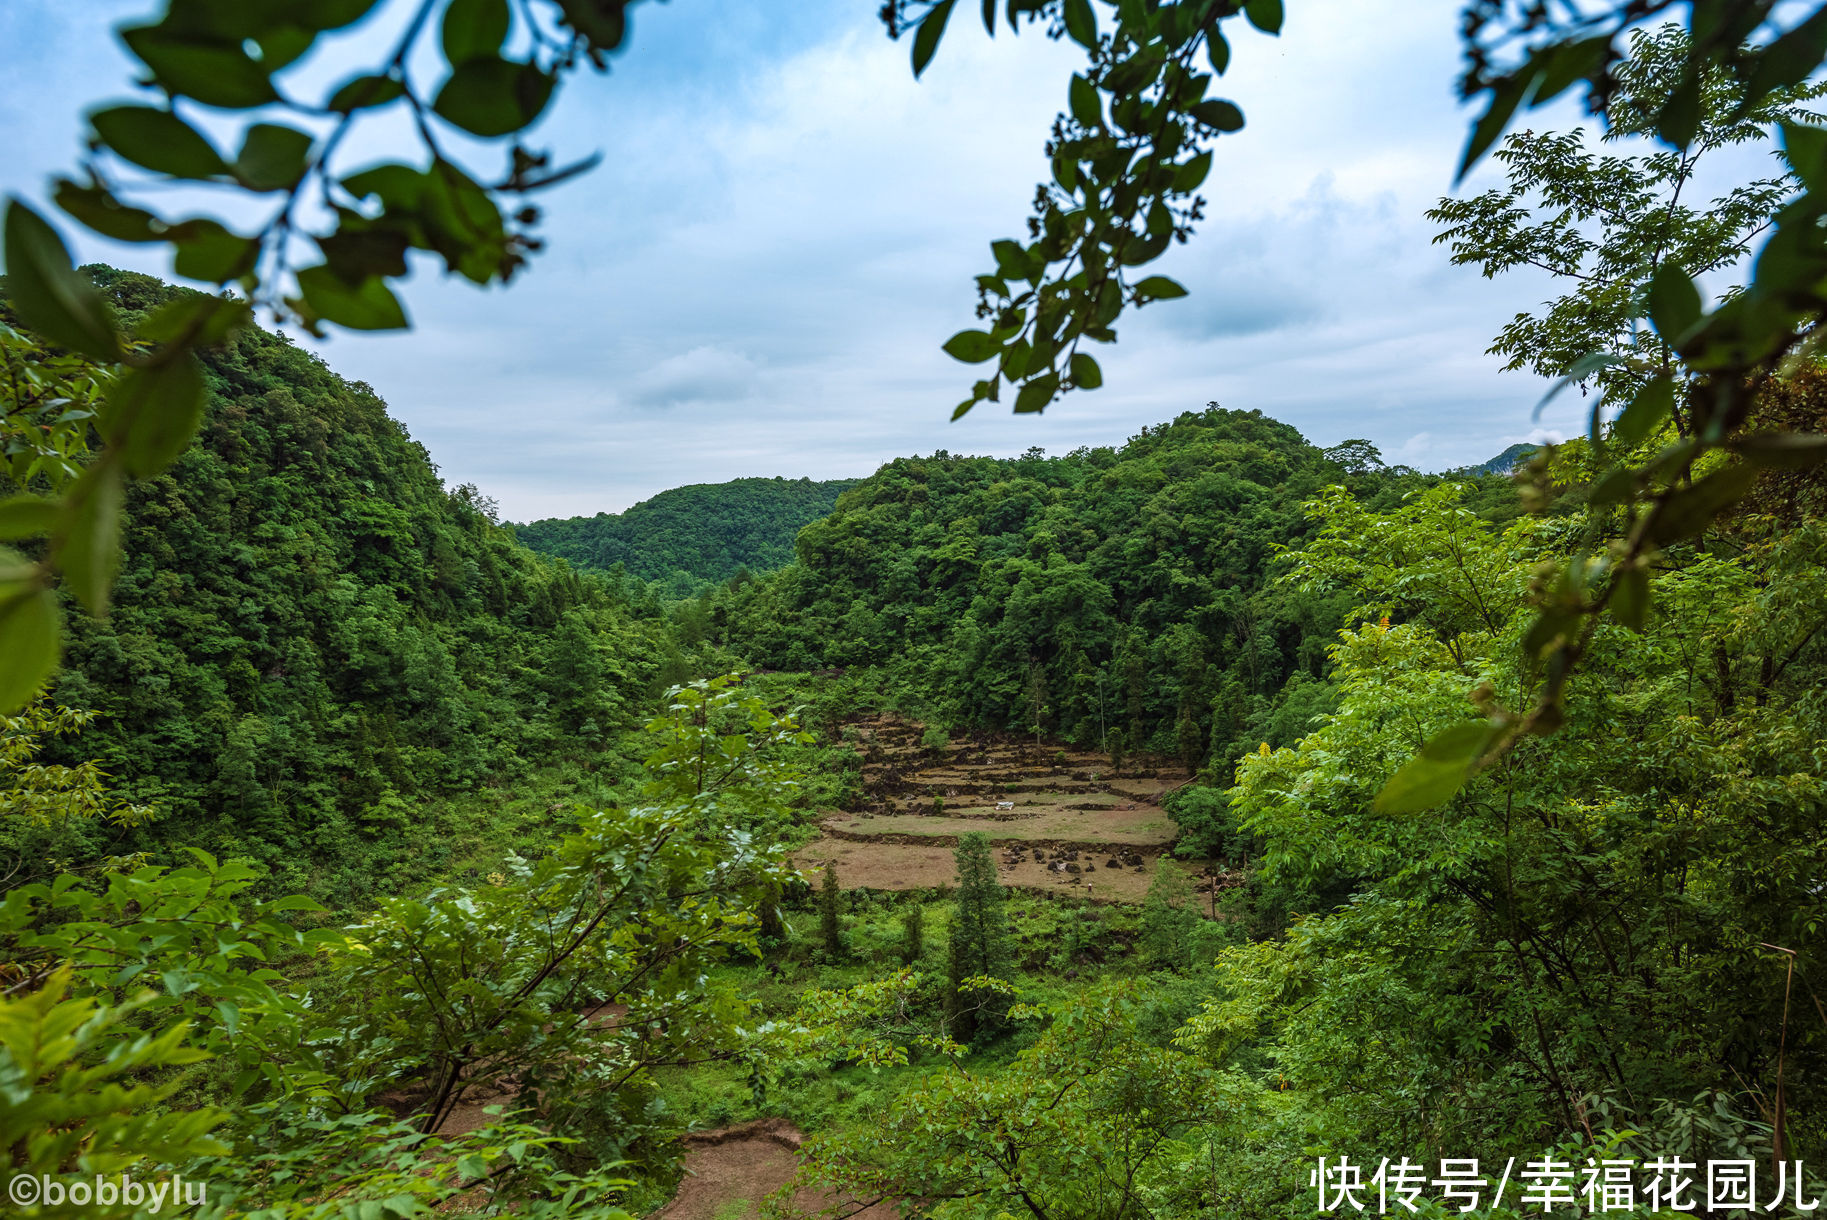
[
  {"xmin": 886, "ymin": 0, "xmax": 1282, "ymax": 419},
  {"xmin": 1360, "ymin": 3, "xmax": 1827, "ymax": 814},
  {"xmin": 1, "ymin": 0, "xmax": 639, "ymax": 711}
]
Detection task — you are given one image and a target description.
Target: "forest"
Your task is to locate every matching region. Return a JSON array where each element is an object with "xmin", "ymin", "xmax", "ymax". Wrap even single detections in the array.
[
  {"xmin": 3, "ymin": 2, "xmax": 1827, "ymax": 1220},
  {"xmin": 515, "ymin": 477, "xmax": 859, "ymax": 594}
]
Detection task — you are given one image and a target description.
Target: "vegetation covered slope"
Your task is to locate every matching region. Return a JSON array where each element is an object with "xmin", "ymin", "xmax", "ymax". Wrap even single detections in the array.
[
  {"xmin": 711, "ymin": 409, "xmax": 1514, "ymax": 777},
  {"xmin": 21, "ymin": 271, "xmax": 714, "ymax": 902},
  {"xmin": 515, "ymin": 476, "xmax": 858, "ymax": 587}
]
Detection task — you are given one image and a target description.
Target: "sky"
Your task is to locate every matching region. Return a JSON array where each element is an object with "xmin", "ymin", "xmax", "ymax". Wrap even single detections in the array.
[{"xmin": 2, "ymin": 0, "xmax": 1622, "ymax": 521}]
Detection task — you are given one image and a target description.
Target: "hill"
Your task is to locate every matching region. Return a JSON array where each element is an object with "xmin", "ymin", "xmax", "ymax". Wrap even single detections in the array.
[
  {"xmin": 515, "ymin": 477, "xmax": 858, "ymax": 586},
  {"xmin": 16, "ymin": 271, "xmax": 721, "ymax": 903},
  {"xmin": 1458, "ymin": 440, "xmax": 1539, "ymax": 475},
  {"xmin": 710, "ymin": 408, "xmax": 1474, "ymax": 779}
]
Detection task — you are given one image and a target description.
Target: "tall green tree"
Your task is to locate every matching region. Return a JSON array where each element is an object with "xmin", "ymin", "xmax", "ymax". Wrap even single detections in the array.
[
  {"xmin": 1140, "ymin": 856, "xmax": 1197, "ymax": 971},
  {"xmin": 1430, "ymin": 24, "xmax": 1827, "ymax": 403},
  {"xmin": 947, "ymin": 830, "xmax": 1014, "ymax": 1044},
  {"xmin": 1183, "ymin": 483, "xmax": 1827, "ymax": 1158}
]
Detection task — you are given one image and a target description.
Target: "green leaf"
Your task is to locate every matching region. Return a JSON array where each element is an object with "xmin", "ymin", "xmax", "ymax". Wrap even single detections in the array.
[
  {"xmin": 1612, "ymin": 375, "xmax": 1674, "ymax": 451},
  {"xmin": 1243, "ymin": 0, "xmax": 1283, "ymax": 35},
  {"xmin": 1070, "ymin": 74, "xmax": 1102, "ymax": 128},
  {"xmin": 0, "ymin": 497, "xmax": 59, "ymax": 542},
  {"xmin": 136, "ymin": 295, "xmax": 252, "ymax": 348},
  {"xmin": 118, "ymin": 27, "xmax": 279, "ymax": 109},
  {"xmin": 233, "ymin": 123, "xmax": 314, "ymax": 192},
  {"xmin": 254, "ymin": 25, "xmax": 316, "ymax": 72},
  {"xmin": 443, "ymin": 0, "xmax": 511, "ymax": 67},
  {"xmin": 293, "ymin": 0, "xmax": 383, "ymax": 31},
  {"xmin": 1069, "ymin": 351, "xmax": 1102, "ymax": 389},
  {"xmin": 1656, "ymin": 74, "xmax": 1702, "ymax": 148},
  {"xmin": 943, "ymin": 330, "xmax": 1001, "ymax": 364},
  {"xmin": 1457, "ymin": 70, "xmax": 1533, "ymax": 182},
  {"xmin": 1063, "ymin": 0, "xmax": 1097, "ymax": 49},
  {"xmin": 1119, "ymin": 227, "xmax": 1171, "ymax": 266},
  {"xmin": 59, "ymin": 464, "xmax": 123, "ymax": 616},
  {"xmin": 1731, "ymin": 431, "xmax": 1827, "ymax": 468},
  {"xmin": 1650, "ymin": 463, "xmax": 1758, "ymax": 544},
  {"xmin": 52, "ymin": 181, "xmax": 165, "ymax": 244},
  {"xmin": 342, "ymin": 163, "xmax": 429, "ymax": 211},
  {"xmin": 555, "ymin": 0, "xmax": 628, "ymax": 50},
  {"xmin": 991, "ymin": 239, "xmax": 1030, "ymax": 281},
  {"xmin": 1587, "ymin": 466, "xmax": 1637, "ymax": 509},
  {"xmin": 432, "ymin": 58, "xmax": 556, "ymax": 138},
  {"xmin": 296, "ymin": 265, "xmax": 410, "ymax": 331},
  {"xmin": 1532, "ymin": 36, "xmax": 1609, "ymax": 105},
  {"xmin": 0, "ymin": 574, "xmax": 60, "ymax": 715},
  {"xmin": 1206, "ymin": 27, "xmax": 1230, "ymax": 75},
  {"xmin": 89, "ymin": 106, "xmax": 227, "ymax": 179},
  {"xmin": 105, "ymin": 354, "xmax": 208, "ymax": 479},
  {"xmin": 1189, "ymin": 99, "xmax": 1244, "ymax": 132},
  {"xmin": 1373, "ymin": 721, "xmax": 1496, "ymax": 814},
  {"xmin": 1013, "ymin": 372, "xmax": 1059, "ymax": 414},
  {"xmin": 1610, "ymin": 566, "xmax": 1649, "ymax": 633},
  {"xmin": 328, "ymin": 73, "xmax": 406, "ymax": 112},
  {"xmin": 1782, "ymin": 121, "xmax": 1827, "ymax": 191},
  {"xmin": 318, "ymin": 229, "xmax": 411, "ymax": 283},
  {"xmin": 1134, "ymin": 275, "xmax": 1187, "ymax": 301},
  {"xmin": 173, "ymin": 222, "xmax": 260, "ymax": 283},
  {"xmin": 912, "ymin": 0, "xmax": 957, "ymax": 80},
  {"xmin": 1645, "ymin": 264, "xmax": 1702, "ymax": 343},
  {"xmin": 1175, "ymin": 150, "xmax": 1213, "ymax": 191},
  {"xmin": 1745, "ymin": 8, "xmax": 1827, "ymax": 109},
  {"xmin": 2, "ymin": 200, "xmax": 120, "ymax": 363}
]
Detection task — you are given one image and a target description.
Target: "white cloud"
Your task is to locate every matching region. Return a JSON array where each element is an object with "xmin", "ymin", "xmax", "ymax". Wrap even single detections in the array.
[{"xmin": 0, "ymin": 0, "xmax": 1615, "ymax": 517}]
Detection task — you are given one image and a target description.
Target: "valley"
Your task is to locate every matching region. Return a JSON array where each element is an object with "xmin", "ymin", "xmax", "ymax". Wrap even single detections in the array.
[{"xmin": 793, "ymin": 715, "xmax": 1216, "ymax": 904}]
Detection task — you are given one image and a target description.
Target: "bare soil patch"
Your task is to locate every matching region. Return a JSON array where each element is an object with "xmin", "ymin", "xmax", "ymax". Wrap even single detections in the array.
[
  {"xmin": 785, "ymin": 716, "xmax": 1221, "ymax": 905},
  {"xmin": 653, "ymin": 1120, "xmax": 895, "ymax": 1220},
  {"xmin": 794, "ymin": 835, "xmax": 1195, "ymax": 903}
]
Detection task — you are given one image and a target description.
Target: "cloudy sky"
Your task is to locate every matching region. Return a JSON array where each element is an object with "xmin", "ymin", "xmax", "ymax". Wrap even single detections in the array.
[{"xmin": 4, "ymin": 0, "xmax": 1611, "ymax": 521}]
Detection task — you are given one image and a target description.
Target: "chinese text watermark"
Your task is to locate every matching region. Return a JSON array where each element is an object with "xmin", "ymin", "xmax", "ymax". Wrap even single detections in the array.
[{"xmin": 1310, "ymin": 1157, "xmax": 1820, "ymax": 1213}]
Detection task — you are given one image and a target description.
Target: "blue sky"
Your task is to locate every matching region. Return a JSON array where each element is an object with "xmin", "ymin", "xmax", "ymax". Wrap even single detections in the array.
[{"xmin": 3, "ymin": 0, "xmax": 1610, "ymax": 520}]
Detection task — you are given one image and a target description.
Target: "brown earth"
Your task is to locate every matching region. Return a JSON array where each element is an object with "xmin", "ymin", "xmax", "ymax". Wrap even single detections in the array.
[
  {"xmin": 789, "ymin": 716, "xmax": 1222, "ymax": 904},
  {"xmin": 653, "ymin": 1120, "xmax": 896, "ymax": 1220}
]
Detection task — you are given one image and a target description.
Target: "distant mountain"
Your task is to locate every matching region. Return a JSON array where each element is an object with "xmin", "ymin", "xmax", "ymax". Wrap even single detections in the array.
[
  {"xmin": 515, "ymin": 477, "xmax": 858, "ymax": 584},
  {"xmin": 1458, "ymin": 442, "xmax": 1539, "ymax": 477}
]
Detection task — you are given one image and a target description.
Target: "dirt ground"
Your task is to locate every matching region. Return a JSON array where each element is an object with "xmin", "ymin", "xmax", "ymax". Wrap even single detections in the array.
[
  {"xmin": 788, "ymin": 716, "xmax": 1215, "ymax": 904},
  {"xmin": 654, "ymin": 1120, "xmax": 896, "ymax": 1220},
  {"xmin": 794, "ymin": 834, "xmax": 1194, "ymax": 903},
  {"xmin": 825, "ymin": 802, "xmax": 1174, "ymax": 846}
]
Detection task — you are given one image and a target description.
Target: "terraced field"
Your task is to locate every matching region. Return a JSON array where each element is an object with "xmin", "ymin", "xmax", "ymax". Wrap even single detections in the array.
[{"xmin": 793, "ymin": 717, "xmax": 1215, "ymax": 904}]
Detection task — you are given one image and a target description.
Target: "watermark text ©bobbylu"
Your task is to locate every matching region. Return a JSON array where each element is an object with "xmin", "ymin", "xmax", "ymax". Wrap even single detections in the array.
[{"xmin": 7, "ymin": 1172, "xmax": 207, "ymax": 1212}]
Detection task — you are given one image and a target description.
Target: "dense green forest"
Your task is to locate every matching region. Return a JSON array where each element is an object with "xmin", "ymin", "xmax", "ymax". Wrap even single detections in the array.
[
  {"xmin": 4, "ymin": 5, "xmax": 1827, "ymax": 1220},
  {"xmin": 699, "ymin": 411, "xmax": 1520, "ymax": 778},
  {"xmin": 3, "ymin": 273, "xmax": 1822, "ymax": 1220},
  {"xmin": 515, "ymin": 476, "xmax": 858, "ymax": 590},
  {"xmin": 6, "ymin": 271, "xmax": 730, "ymax": 904}
]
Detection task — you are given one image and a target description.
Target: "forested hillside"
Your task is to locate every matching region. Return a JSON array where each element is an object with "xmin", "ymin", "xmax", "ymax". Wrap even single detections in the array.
[
  {"xmin": 516, "ymin": 476, "xmax": 858, "ymax": 588},
  {"xmin": 712, "ymin": 409, "xmax": 1512, "ymax": 776},
  {"xmin": 13, "ymin": 271, "xmax": 719, "ymax": 902}
]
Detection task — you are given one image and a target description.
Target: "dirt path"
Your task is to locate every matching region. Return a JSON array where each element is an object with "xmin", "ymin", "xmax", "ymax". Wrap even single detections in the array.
[{"xmin": 654, "ymin": 1120, "xmax": 895, "ymax": 1220}]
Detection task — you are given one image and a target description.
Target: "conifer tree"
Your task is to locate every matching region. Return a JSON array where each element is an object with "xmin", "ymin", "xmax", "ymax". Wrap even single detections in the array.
[
  {"xmin": 899, "ymin": 903, "xmax": 924, "ymax": 965},
  {"xmin": 948, "ymin": 832, "xmax": 1013, "ymax": 1042},
  {"xmin": 819, "ymin": 862, "xmax": 844, "ymax": 961},
  {"xmin": 1141, "ymin": 857, "xmax": 1197, "ymax": 971}
]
